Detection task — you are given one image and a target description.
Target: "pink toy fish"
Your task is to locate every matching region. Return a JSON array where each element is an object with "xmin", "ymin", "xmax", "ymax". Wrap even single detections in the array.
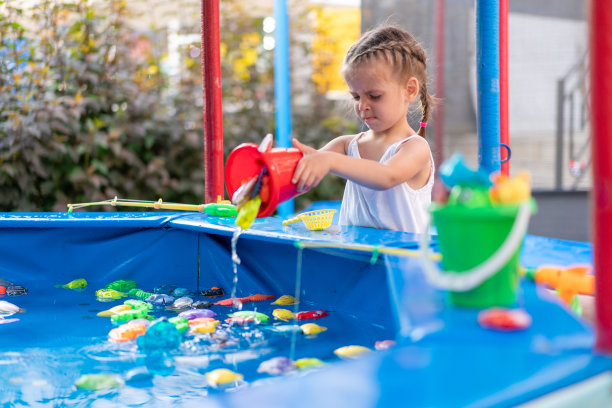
[{"xmin": 296, "ymin": 310, "xmax": 329, "ymax": 320}]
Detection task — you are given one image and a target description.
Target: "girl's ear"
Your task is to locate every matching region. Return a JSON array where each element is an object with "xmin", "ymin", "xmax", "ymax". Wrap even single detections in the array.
[{"xmin": 404, "ymin": 77, "xmax": 419, "ymax": 103}]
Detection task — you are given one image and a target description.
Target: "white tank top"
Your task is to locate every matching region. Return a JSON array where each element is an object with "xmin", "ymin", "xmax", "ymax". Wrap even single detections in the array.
[{"xmin": 338, "ymin": 134, "xmax": 434, "ymax": 233}]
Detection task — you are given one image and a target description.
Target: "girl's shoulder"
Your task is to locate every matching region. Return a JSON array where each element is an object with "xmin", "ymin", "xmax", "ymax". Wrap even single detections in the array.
[{"xmin": 324, "ymin": 133, "xmax": 362, "ymax": 154}]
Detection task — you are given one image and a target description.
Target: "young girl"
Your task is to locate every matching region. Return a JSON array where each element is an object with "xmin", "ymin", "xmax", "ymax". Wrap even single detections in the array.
[{"xmin": 291, "ymin": 25, "xmax": 435, "ymax": 233}]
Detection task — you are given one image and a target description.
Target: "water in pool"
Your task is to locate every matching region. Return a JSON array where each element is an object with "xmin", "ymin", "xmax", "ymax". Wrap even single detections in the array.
[{"xmin": 0, "ymin": 275, "xmax": 392, "ymax": 406}]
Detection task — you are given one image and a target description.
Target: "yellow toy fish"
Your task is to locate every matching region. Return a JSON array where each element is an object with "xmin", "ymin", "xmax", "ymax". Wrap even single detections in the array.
[
  {"xmin": 334, "ymin": 345, "xmax": 372, "ymax": 359},
  {"xmin": 97, "ymin": 304, "xmax": 132, "ymax": 317},
  {"xmin": 272, "ymin": 295, "xmax": 299, "ymax": 305},
  {"xmin": 300, "ymin": 323, "xmax": 327, "ymax": 335},
  {"xmin": 95, "ymin": 289, "xmax": 127, "ymax": 300},
  {"xmin": 272, "ymin": 308, "xmax": 295, "ymax": 321},
  {"xmin": 56, "ymin": 278, "xmax": 87, "ymax": 290},
  {"xmin": 205, "ymin": 368, "xmax": 243, "ymax": 386},
  {"xmin": 294, "ymin": 358, "xmax": 326, "ymax": 370}
]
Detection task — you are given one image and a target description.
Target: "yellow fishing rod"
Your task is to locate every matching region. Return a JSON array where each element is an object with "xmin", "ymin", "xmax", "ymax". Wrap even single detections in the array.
[{"xmin": 67, "ymin": 197, "xmax": 238, "ymax": 217}]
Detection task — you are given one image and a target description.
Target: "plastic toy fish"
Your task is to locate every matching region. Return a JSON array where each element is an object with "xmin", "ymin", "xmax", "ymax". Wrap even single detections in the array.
[
  {"xmin": 236, "ymin": 195, "xmax": 262, "ymax": 230},
  {"xmin": 110, "ymin": 308, "xmax": 149, "ymax": 324},
  {"xmin": 108, "ymin": 321, "xmax": 147, "ymax": 342},
  {"xmin": 169, "ymin": 296, "xmax": 193, "ymax": 310},
  {"xmin": 56, "ymin": 278, "xmax": 87, "ymax": 290},
  {"xmin": 490, "ymin": 172, "xmax": 531, "ymax": 204},
  {"xmin": 296, "ymin": 310, "xmax": 329, "ymax": 320},
  {"xmin": 267, "ymin": 324, "xmax": 302, "ymax": 334},
  {"xmin": 0, "ymin": 300, "xmax": 24, "ymax": 317},
  {"xmin": 215, "ymin": 294, "xmax": 274, "ymax": 306},
  {"xmin": 171, "ymin": 288, "xmax": 192, "ymax": 297},
  {"xmin": 0, "ymin": 318, "xmax": 19, "ymax": 324},
  {"xmin": 187, "ymin": 317, "xmax": 218, "ymax": 326},
  {"xmin": 0, "ymin": 286, "xmax": 5, "ymax": 295},
  {"xmin": 228, "ymin": 311, "xmax": 269, "ymax": 323},
  {"xmin": 95, "ymin": 289, "xmax": 127, "ymax": 300},
  {"xmin": 273, "ymin": 308, "xmax": 295, "ymax": 321},
  {"xmin": 75, "ymin": 374, "xmax": 124, "ymax": 390},
  {"xmin": 300, "ymin": 323, "xmax": 327, "ymax": 335},
  {"xmin": 205, "ymin": 368, "xmax": 243, "ymax": 386},
  {"xmin": 97, "ymin": 304, "xmax": 132, "ymax": 317},
  {"xmin": 190, "ymin": 319, "xmax": 220, "ymax": 334},
  {"xmin": 146, "ymin": 294, "xmax": 174, "ymax": 305},
  {"xmin": 201, "ymin": 287, "xmax": 225, "ymax": 297},
  {"xmin": 524, "ymin": 264, "xmax": 594, "ymax": 305},
  {"xmin": 178, "ymin": 309, "xmax": 217, "ymax": 320},
  {"xmin": 438, "ymin": 153, "xmax": 492, "ymax": 189},
  {"xmin": 153, "ymin": 284, "xmax": 177, "ymax": 295},
  {"xmin": 124, "ymin": 299, "xmax": 152, "ymax": 312},
  {"xmin": 294, "ymin": 358, "xmax": 326, "ymax": 370},
  {"xmin": 375, "ymin": 340, "xmax": 397, "ymax": 350},
  {"xmin": 477, "ymin": 308, "xmax": 532, "ymax": 331},
  {"xmin": 192, "ymin": 300, "xmax": 212, "ymax": 309},
  {"xmin": 334, "ymin": 345, "xmax": 372, "ymax": 359},
  {"xmin": 272, "ymin": 295, "xmax": 299, "ymax": 305},
  {"xmin": 136, "ymin": 319, "xmax": 182, "ymax": 352},
  {"xmin": 168, "ymin": 316, "xmax": 189, "ymax": 333},
  {"xmin": 257, "ymin": 357, "xmax": 295, "ymax": 375},
  {"xmin": 4, "ymin": 285, "xmax": 27, "ymax": 296},
  {"xmin": 129, "ymin": 288, "xmax": 154, "ymax": 300},
  {"xmin": 106, "ymin": 280, "xmax": 137, "ymax": 292}
]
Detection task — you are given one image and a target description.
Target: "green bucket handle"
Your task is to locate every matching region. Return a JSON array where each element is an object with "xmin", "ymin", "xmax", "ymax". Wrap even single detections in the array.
[{"xmin": 418, "ymin": 201, "xmax": 532, "ymax": 292}]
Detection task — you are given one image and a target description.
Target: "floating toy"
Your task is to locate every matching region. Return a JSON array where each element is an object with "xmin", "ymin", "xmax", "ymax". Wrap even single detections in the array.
[
  {"xmin": 129, "ymin": 288, "xmax": 154, "ymax": 300},
  {"xmin": 490, "ymin": 172, "xmax": 531, "ymax": 204},
  {"xmin": 95, "ymin": 289, "xmax": 127, "ymax": 300},
  {"xmin": 146, "ymin": 294, "xmax": 174, "ymax": 305},
  {"xmin": 108, "ymin": 321, "xmax": 147, "ymax": 342},
  {"xmin": 282, "ymin": 209, "xmax": 337, "ymax": 231},
  {"xmin": 106, "ymin": 280, "xmax": 137, "ymax": 292},
  {"xmin": 201, "ymin": 287, "xmax": 224, "ymax": 297},
  {"xmin": 56, "ymin": 278, "xmax": 87, "ymax": 290},
  {"xmin": 477, "ymin": 308, "xmax": 532, "ymax": 331},
  {"xmin": 172, "ymin": 288, "xmax": 192, "ymax": 297},
  {"xmin": 267, "ymin": 324, "xmax": 302, "ymax": 334},
  {"xmin": 375, "ymin": 340, "xmax": 397, "ymax": 350},
  {"xmin": 136, "ymin": 319, "xmax": 182, "ymax": 352},
  {"xmin": 187, "ymin": 317, "xmax": 218, "ymax": 326},
  {"xmin": 524, "ymin": 264, "xmax": 594, "ymax": 305},
  {"xmin": 178, "ymin": 309, "xmax": 217, "ymax": 320},
  {"xmin": 205, "ymin": 368, "xmax": 243, "ymax": 386},
  {"xmin": 438, "ymin": 153, "xmax": 492, "ymax": 189},
  {"xmin": 75, "ymin": 374, "xmax": 124, "ymax": 390},
  {"xmin": 300, "ymin": 323, "xmax": 327, "ymax": 335},
  {"xmin": 97, "ymin": 304, "xmax": 132, "ymax": 317},
  {"xmin": 296, "ymin": 310, "xmax": 329, "ymax": 320},
  {"xmin": 168, "ymin": 296, "xmax": 194, "ymax": 310},
  {"xmin": 0, "ymin": 286, "xmax": 5, "ymax": 295},
  {"xmin": 272, "ymin": 309, "xmax": 295, "ymax": 321},
  {"xmin": 0, "ymin": 300, "xmax": 24, "ymax": 317},
  {"xmin": 5, "ymin": 285, "xmax": 27, "ymax": 296},
  {"xmin": 294, "ymin": 358, "xmax": 326, "ymax": 370},
  {"xmin": 111, "ymin": 308, "xmax": 150, "ymax": 324},
  {"xmin": 154, "ymin": 284, "xmax": 177, "ymax": 295},
  {"xmin": 257, "ymin": 357, "xmax": 295, "ymax": 375},
  {"xmin": 168, "ymin": 316, "xmax": 189, "ymax": 333},
  {"xmin": 334, "ymin": 345, "xmax": 372, "ymax": 359},
  {"xmin": 190, "ymin": 319, "xmax": 220, "ymax": 334},
  {"xmin": 0, "ymin": 318, "xmax": 19, "ymax": 324},
  {"xmin": 192, "ymin": 300, "xmax": 212, "ymax": 309},
  {"xmin": 228, "ymin": 311, "xmax": 269, "ymax": 323},
  {"xmin": 67, "ymin": 197, "xmax": 238, "ymax": 217},
  {"xmin": 272, "ymin": 295, "xmax": 299, "ymax": 305},
  {"xmin": 215, "ymin": 294, "xmax": 275, "ymax": 306}
]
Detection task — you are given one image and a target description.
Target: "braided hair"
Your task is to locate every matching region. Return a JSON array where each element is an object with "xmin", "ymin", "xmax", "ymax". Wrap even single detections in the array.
[{"xmin": 342, "ymin": 26, "xmax": 433, "ymax": 138}]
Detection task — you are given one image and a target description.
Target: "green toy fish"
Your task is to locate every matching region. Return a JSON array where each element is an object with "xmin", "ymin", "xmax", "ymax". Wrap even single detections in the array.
[
  {"xmin": 95, "ymin": 288, "xmax": 127, "ymax": 300},
  {"xmin": 106, "ymin": 279, "xmax": 137, "ymax": 292},
  {"xmin": 56, "ymin": 278, "xmax": 87, "ymax": 290},
  {"xmin": 75, "ymin": 374, "xmax": 124, "ymax": 390}
]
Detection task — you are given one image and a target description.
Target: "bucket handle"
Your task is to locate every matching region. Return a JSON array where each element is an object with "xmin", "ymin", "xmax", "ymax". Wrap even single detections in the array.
[{"xmin": 418, "ymin": 201, "xmax": 531, "ymax": 292}]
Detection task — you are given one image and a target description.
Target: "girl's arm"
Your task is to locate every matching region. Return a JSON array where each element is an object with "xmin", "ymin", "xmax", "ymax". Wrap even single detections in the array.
[{"xmin": 292, "ymin": 137, "xmax": 430, "ymax": 192}]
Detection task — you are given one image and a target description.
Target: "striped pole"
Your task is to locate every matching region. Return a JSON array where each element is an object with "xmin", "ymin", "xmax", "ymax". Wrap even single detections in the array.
[{"xmin": 476, "ymin": 0, "xmax": 501, "ymax": 174}]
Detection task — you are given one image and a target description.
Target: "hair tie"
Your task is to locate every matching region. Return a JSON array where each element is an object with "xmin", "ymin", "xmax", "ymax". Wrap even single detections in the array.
[{"xmin": 420, "ymin": 122, "xmax": 428, "ymax": 128}]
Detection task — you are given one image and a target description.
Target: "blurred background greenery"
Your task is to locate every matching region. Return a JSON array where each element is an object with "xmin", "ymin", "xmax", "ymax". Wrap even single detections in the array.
[{"xmin": 0, "ymin": 0, "xmax": 359, "ymax": 212}]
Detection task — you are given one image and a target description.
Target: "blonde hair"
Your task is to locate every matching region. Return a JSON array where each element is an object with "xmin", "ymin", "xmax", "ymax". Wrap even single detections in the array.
[{"xmin": 342, "ymin": 25, "xmax": 432, "ymax": 138}]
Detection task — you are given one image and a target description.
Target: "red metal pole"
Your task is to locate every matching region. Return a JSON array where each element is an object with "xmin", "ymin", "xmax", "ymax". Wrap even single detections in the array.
[
  {"xmin": 434, "ymin": 0, "xmax": 445, "ymax": 167},
  {"xmin": 592, "ymin": 0, "xmax": 612, "ymax": 353},
  {"xmin": 499, "ymin": 0, "xmax": 509, "ymax": 175},
  {"xmin": 201, "ymin": 0, "xmax": 224, "ymax": 203}
]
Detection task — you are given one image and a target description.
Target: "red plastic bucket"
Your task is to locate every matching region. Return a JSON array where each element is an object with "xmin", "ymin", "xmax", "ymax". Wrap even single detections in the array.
[{"xmin": 225, "ymin": 143, "xmax": 304, "ymax": 218}]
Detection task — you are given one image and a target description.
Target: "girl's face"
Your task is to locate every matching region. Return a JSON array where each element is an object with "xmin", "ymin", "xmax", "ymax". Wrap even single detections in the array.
[{"xmin": 344, "ymin": 60, "xmax": 416, "ymax": 134}]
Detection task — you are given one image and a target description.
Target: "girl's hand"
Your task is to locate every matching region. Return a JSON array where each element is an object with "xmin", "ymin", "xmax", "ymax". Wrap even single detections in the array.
[{"xmin": 291, "ymin": 138, "xmax": 331, "ymax": 192}]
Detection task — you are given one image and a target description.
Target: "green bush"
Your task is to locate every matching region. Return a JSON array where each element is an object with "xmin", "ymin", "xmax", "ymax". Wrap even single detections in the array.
[{"xmin": 0, "ymin": 0, "xmax": 356, "ymax": 212}]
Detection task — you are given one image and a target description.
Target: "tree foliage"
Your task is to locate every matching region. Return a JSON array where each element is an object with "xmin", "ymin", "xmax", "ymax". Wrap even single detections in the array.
[{"xmin": 0, "ymin": 0, "xmax": 356, "ymax": 212}]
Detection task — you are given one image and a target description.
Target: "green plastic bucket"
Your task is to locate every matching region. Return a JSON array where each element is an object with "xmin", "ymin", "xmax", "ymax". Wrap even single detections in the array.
[{"xmin": 431, "ymin": 202, "xmax": 530, "ymax": 308}]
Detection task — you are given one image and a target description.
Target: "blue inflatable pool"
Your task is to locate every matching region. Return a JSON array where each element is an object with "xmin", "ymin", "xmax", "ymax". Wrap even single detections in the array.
[{"xmin": 0, "ymin": 206, "xmax": 610, "ymax": 407}]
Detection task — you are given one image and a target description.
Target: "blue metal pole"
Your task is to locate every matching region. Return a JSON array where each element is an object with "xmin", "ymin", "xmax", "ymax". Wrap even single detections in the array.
[
  {"xmin": 274, "ymin": 0, "xmax": 294, "ymax": 216},
  {"xmin": 476, "ymin": 0, "xmax": 501, "ymax": 174}
]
